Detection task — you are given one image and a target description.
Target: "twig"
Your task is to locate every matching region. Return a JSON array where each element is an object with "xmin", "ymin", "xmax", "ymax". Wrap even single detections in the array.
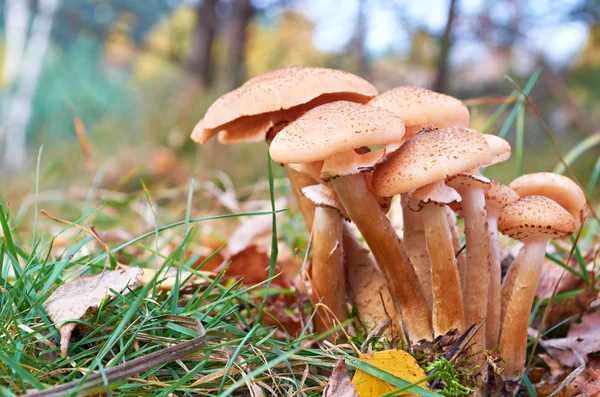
[{"xmin": 25, "ymin": 335, "xmax": 206, "ymax": 396}]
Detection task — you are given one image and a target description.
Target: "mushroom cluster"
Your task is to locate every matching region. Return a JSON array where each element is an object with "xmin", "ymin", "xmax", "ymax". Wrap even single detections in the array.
[{"xmin": 191, "ymin": 66, "xmax": 587, "ymax": 394}]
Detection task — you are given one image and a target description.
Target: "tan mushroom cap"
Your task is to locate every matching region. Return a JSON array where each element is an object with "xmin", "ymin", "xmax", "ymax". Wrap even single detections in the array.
[
  {"xmin": 192, "ymin": 66, "xmax": 377, "ymax": 144},
  {"xmin": 372, "ymin": 126, "xmax": 492, "ymax": 197},
  {"xmin": 367, "ymin": 86, "xmax": 470, "ymax": 138},
  {"xmin": 498, "ymin": 196, "xmax": 575, "ymax": 241},
  {"xmin": 446, "ymin": 172, "xmax": 491, "ymax": 191},
  {"xmin": 269, "ymin": 101, "xmax": 405, "ymax": 164},
  {"xmin": 509, "ymin": 172, "xmax": 587, "ymax": 231},
  {"xmin": 451, "ymin": 181, "xmax": 518, "ymax": 214},
  {"xmin": 483, "ymin": 134, "xmax": 511, "ymax": 165}
]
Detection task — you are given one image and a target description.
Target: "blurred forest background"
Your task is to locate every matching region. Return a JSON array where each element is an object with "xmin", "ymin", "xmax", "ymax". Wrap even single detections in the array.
[{"xmin": 1, "ymin": 0, "xmax": 600, "ymax": 199}]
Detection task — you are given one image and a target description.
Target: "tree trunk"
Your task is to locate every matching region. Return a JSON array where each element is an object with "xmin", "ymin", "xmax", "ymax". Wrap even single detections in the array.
[
  {"xmin": 190, "ymin": 0, "xmax": 219, "ymax": 88},
  {"xmin": 226, "ymin": 0, "xmax": 254, "ymax": 90},
  {"xmin": 432, "ymin": 0, "xmax": 457, "ymax": 92},
  {"xmin": 2, "ymin": 0, "xmax": 60, "ymax": 170}
]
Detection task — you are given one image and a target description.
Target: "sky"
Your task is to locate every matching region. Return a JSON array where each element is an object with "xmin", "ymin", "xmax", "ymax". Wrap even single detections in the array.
[{"xmin": 301, "ymin": 0, "xmax": 590, "ymax": 67}]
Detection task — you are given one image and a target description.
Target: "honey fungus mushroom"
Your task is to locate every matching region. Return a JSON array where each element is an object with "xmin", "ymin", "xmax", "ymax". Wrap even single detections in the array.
[
  {"xmin": 498, "ymin": 196, "xmax": 575, "ymax": 392},
  {"xmin": 373, "ymin": 126, "xmax": 493, "ymax": 338}
]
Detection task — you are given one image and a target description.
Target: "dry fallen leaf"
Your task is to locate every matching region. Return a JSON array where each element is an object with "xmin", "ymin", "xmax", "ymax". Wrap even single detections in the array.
[
  {"xmin": 44, "ymin": 268, "xmax": 142, "ymax": 358},
  {"xmin": 536, "ymin": 258, "xmax": 582, "ymax": 300},
  {"xmin": 351, "ymin": 349, "xmax": 429, "ymax": 396},
  {"xmin": 323, "ymin": 358, "xmax": 358, "ymax": 397},
  {"xmin": 573, "ymin": 368, "xmax": 600, "ymax": 396},
  {"xmin": 540, "ymin": 310, "xmax": 600, "ymax": 368}
]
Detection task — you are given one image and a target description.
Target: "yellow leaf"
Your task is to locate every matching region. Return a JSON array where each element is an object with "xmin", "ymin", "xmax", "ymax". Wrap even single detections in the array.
[{"xmin": 351, "ymin": 350, "xmax": 429, "ymax": 396}]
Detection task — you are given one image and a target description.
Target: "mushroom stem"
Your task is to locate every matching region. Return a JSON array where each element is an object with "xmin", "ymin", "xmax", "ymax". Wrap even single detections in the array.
[
  {"xmin": 486, "ymin": 215, "xmax": 502, "ymax": 349},
  {"xmin": 342, "ymin": 224, "xmax": 400, "ymax": 336},
  {"xmin": 311, "ymin": 206, "xmax": 346, "ymax": 337},
  {"xmin": 501, "ymin": 251, "xmax": 523, "ymax": 330},
  {"xmin": 420, "ymin": 203, "xmax": 466, "ymax": 336},
  {"xmin": 401, "ymin": 194, "xmax": 433, "ymax": 308},
  {"xmin": 285, "ymin": 165, "xmax": 316, "ymax": 229},
  {"xmin": 446, "ymin": 207, "xmax": 466, "ymax": 290},
  {"xmin": 332, "ymin": 173, "xmax": 433, "ymax": 342},
  {"xmin": 499, "ymin": 239, "xmax": 548, "ymax": 382},
  {"xmin": 459, "ymin": 186, "xmax": 490, "ymax": 352}
]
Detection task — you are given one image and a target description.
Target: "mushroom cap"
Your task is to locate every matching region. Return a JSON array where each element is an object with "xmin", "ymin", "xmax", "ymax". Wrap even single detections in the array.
[
  {"xmin": 509, "ymin": 172, "xmax": 587, "ymax": 231},
  {"xmin": 451, "ymin": 181, "xmax": 519, "ymax": 215},
  {"xmin": 301, "ymin": 184, "xmax": 349, "ymax": 220},
  {"xmin": 485, "ymin": 182, "xmax": 520, "ymax": 215},
  {"xmin": 446, "ymin": 172, "xmax": 491, "ymax": 192},
  {"xmin": 498, "ymin": 196, "xmax": 575, "ymax": 241},
  {"xmin": 372, "ymin": 126, "xmax": 492, "ymax": 197},
  {"xmin": 483, "ymin": 134, "xmax": 511, "ymax": 165},
  {"xmin": 367, "ymin": 86, "xmax": 469, "ymax": 138},
  {"xmin": 269, "ymin": 101, "xmax": 405, "ymax": 164},
  {"xmin": 192, "ymin": 66, "xmax": 377, "ymax": 144}
]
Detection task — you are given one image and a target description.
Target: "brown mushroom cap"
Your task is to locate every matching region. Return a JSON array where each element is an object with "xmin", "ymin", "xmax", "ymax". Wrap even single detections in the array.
[
  {"xmin": 498, "ymin": 196, "xmax": 575, "ymax": 241},
  {"xmin": 192, "ymin": 66, "xmax": 377, "ymax": 144},
  {"xmin": 269, "ymin": 101, "xmax": 405, "ymax": 164},
  {"xmin": 446, "ymin": 172, "xmax": 491, "ymax": 191},
  {"xmin": 367, "ymin": 86, "xmax": 469, "ymax": 138},
  {"xmin": 485, "ymin": 182, "xmax": 520, "ymax": 214},
  {"xmin": 509, "ymin": 172, "xmax": 587, "ymax": 231},
  {"xmin": 483, "ymin": 134, "xmax": 511, "ymax": 165},
  {"xmin": 372, "ymin": 126, "xmax": 492, "ymax": 197}
]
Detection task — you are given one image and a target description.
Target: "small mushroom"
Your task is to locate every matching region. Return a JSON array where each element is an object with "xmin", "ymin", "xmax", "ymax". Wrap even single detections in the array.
[
  {"xmin": 301, "ymin": 184, "xmax": 347, "ymax": 337},
  {"xmin": 483, "ymin": 182, "xmax": 519, "ymax": 349},
  {"xmin": 271, "ymin": 101, "xmax": 433, "ymax": 342},
  {"xmin": 498, "ymin": 196, "xmax": 575, "ymax": 388},
  {"xmin": 373, "ymin": 126, "xmax": 493, "ymax": 337},
  {"xmin": 445, "ymin": 134, "xmax": 510, "ymax": 353},
  {"xmin": 501, "ymin": 172, "xmax": 587, "ymax": 330}
]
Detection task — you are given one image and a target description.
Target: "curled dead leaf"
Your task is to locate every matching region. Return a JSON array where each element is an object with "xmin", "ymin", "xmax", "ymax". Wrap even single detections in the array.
[{"xmin": 44, "ymin": 268, "xmax": 142, "ymax": 359}]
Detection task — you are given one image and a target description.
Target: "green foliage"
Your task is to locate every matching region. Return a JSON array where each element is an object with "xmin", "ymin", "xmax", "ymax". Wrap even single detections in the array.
[{"xmin": 425, "ymin": 358, "xmax": 473, "ymax": 397}]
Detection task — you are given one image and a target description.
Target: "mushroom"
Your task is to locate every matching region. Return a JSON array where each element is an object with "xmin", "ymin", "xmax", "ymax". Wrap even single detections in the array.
[
  {"xmin": 368, "ymin": 86, "xmax": 470, "ymax": 306},
  {"xmin": 373, "ymin": 126, "xmax": 492, "ymax": 337},
  {"xmin": 497, "ymin": 196, "xmax": 575, "ymax": 389},
  {"xmin": 445, "ymin": 134, "xmax": 511, "ymax": 350},
  {"xmin": 483, "ymin": 183, "xmax": 519, "ymax": 348},
  {"xmin": 501, "ymin": 173, "xmax": 587, "ymax": 329},
  {"xmin": 300, "ymin": 184, "xmax": 347, "ymax": 336},
  {"xmin": 270, "ymin": 101, "xmax": 433, "ymax": 342}
]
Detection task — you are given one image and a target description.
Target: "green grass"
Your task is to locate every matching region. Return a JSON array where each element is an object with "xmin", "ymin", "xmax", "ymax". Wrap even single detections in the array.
[{"xmin": 2, "ymin": 72, "xmax": 600, "ymax": 396}]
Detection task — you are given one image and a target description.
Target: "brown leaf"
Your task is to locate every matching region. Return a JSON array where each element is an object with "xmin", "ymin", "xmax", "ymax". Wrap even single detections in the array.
[
  {"xmin": 574, "ymin": 368, "xmax": 600, "ymax": 396},
  {"xmin": 540, "ymin": 310, "xmax": 600, "ymax": 368},
  {"xmin": 323, "ymin": 358, "xmax": 357, "ymax": 397},
  {"xmin": 536, "ymin": 259, "xmax": 582, "ymax": 300},
  {"xmin": 44, "ymin": 268, "xmax": 142, "ymax": 358},
  {"xmin": 542, "ymin": 287, "xmax": 598, "ymax": 332}
]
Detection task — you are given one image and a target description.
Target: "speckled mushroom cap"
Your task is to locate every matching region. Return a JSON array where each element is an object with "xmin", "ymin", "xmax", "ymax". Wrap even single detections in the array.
[
  {"xmin": 367, "ymin": 86, "xmax": 470, "ymax": 138},
  {"xmin": 509, "ymin": 172, "xmax": 587, "ymax": 231},
  {"xmin": 191, "ymin": 66, "xmax": 377, "ymax": 144},
  {"xmin": 483, "ymin": 135, "xmax": 511, "ymax": 165},
  {"xmin": 269, "ymin": 101, "xmax": 405, "ymax": 164},
  {"xmin": 486, "ymin": 182, "xmax": 520, "ymax": 216},
  {"xmin": 498, "ymin": 196, "xmax": 575, "ymax": 241},
  {"xmin": 372, "ymin": 126, "xmax": 492, "ymax": 197}
]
